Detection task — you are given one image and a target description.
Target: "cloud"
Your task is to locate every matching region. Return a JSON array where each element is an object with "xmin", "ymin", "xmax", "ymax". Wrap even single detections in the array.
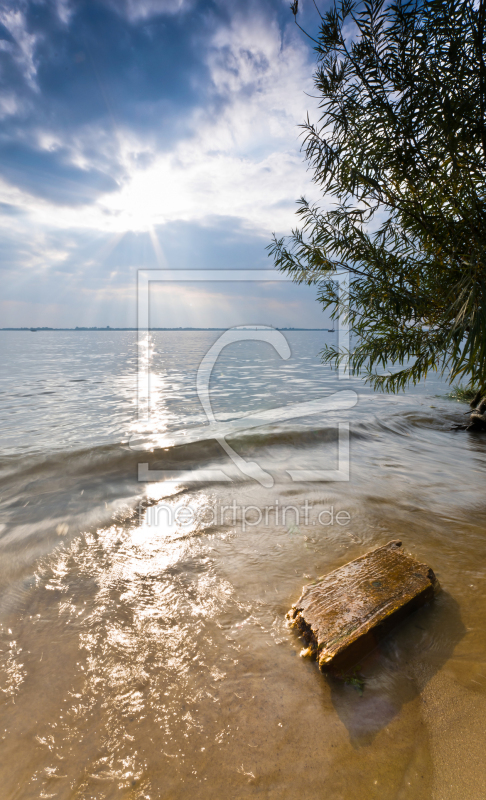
[
  {"xmin": 0, "ymin": 6, "xmax": 39, "ymax": 87},
  {"xmin": 0, "ymin": 0, "xmax": 211, "ymax": 206},
  {"xmin": 0, "ymin": 0, "xmax": 327, "ymax": 326},
  {"xmin": 0, "ymin": 141, "xmax": 119, "ymax": 205},
  {"xmin": 0, "ymin": 0, "xmax": 318, "ymax": 232},
  {"xmin": 102, "ymin": 0, "xmax": 196, "ymax": 22},
  {"xmin": 0, "ymin": 214, "xmax": 329, "ymax": 328}
]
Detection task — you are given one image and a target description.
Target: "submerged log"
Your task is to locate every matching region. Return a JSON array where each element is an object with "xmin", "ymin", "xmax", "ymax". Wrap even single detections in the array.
[{"xmin": 288, "ymin": 540, "xmax": 439, "ymax": 672}]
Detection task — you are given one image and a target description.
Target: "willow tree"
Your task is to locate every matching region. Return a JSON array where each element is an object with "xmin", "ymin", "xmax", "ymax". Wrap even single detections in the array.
[{"xmin": 269, "ymin": 0, "xmax": 486, "ymax": 402}]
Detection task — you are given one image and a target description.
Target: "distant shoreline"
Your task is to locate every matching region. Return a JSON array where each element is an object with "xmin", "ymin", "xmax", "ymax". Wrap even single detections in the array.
[{"xmin": 1, "ymin": 327, "xmax": 336, "ymax": 332}]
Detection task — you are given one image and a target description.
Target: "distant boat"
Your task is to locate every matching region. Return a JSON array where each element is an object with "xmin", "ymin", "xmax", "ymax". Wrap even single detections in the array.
[
  {"xmin": 30, "ymin": 328, "xmax": 38, "ymax": 332},
  {"xmin": 328, "ymin": 329, "xmax": 335, "ymax": 332}
]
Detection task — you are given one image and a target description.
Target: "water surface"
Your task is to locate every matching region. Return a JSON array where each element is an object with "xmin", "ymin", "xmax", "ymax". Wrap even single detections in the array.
[{"xmin": 1, "ymin": 330, "xmax": 485, "ymax": 799}]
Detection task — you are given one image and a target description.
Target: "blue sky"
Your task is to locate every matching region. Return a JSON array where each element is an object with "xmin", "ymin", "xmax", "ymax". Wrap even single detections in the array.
[{"xmin": 0, "ymin": 0, "xmax": 333, "ymax": 328}]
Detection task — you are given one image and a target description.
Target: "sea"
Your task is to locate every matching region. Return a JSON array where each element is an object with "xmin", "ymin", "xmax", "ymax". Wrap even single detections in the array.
[{"xmin": 1, "ymin": 329, "xmax": 486, "ymax": 799}]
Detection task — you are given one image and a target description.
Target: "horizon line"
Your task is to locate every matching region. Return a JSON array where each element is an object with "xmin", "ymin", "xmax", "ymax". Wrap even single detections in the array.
[{"xmin": 1, "ymin": 326, "xmax": 336, "ymax": 332}]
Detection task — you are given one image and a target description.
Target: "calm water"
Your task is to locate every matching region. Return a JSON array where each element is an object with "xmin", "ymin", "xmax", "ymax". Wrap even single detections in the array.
[{"xmin": 1, "ymin": 330, "xmax": 486, "ymax": 799}]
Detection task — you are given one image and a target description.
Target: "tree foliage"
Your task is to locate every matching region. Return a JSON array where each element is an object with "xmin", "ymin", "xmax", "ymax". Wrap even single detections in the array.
[{"xmin": 269, "ymin": 0, "xmax": 486, "ymax": 391}]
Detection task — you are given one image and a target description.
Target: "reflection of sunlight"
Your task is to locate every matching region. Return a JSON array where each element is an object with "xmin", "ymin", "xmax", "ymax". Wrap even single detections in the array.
[
  {"xmin": 116, "ymin": 525, "xmax": 186, "ymax": 585},
  {"xmin": 131, "ymin": 333, "xmax": 177, "ymax": 440},
  {"xmin": 31, "ymin": 515, "xmax": 239, "ymax": 781},
  {"xmin": 145, "ymin": 482, "xmax": 182, "ymax": 502}
]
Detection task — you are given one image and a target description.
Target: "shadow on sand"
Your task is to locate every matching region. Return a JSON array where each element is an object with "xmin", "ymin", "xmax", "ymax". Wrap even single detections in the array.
[{"xmin": 325, "ymin": 590, "xmax": 465, "ymax": 746}]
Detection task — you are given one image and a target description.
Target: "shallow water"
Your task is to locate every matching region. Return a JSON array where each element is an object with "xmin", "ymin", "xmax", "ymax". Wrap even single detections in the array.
[{"xmin": 1, "ymin": 330, "xmax": 486, "ymax": 799}]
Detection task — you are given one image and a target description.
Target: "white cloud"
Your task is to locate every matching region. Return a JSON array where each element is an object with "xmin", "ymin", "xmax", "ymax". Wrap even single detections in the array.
[
  {"xmin": 0, "ymin": 8, "xmax": 40, "ymax": 88},
  {"xmin": 0, "ymin": 93, "xmax": 25, "ymax": 119},
  {"xmin": 55, "ymin": 0, "xmax": 74, "ymax": 25},
  {"xmin": 103, "ymin": 0, "xmax": 196, "ymax": 22},
  {"xmin": 0, "ymin": 8, "xmax": 321, "ymax": 237}
]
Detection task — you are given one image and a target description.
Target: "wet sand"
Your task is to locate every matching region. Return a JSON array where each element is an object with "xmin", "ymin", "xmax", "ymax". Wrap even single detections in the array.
[{"xmin": 1, "ymin": 480, "xmax": 486, "ymax": 799}]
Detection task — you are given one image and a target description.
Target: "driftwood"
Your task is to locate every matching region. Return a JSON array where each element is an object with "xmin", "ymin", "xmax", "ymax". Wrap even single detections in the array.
[
  {"xmin": 288, "ymin": 540, "xmax": 439, "ymax": 672},
  {"xmin": 452, "ymin": 392, "xmax": 486, "ymax": 431},
  {"xmin": 468, "ymin": 393, "xmax": 486, "ymax": 430}
]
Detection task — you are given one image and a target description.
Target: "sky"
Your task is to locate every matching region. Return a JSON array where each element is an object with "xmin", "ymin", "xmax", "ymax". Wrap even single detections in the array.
[{"xmin": 0, "ymin": 0, "xmax": 333, "ymax": 328}]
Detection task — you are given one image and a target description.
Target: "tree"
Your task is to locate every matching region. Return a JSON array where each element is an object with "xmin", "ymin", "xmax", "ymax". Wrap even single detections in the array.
[{"xmin": 269, "ymin": 0, "xmax": 486, "ymax": 405}]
